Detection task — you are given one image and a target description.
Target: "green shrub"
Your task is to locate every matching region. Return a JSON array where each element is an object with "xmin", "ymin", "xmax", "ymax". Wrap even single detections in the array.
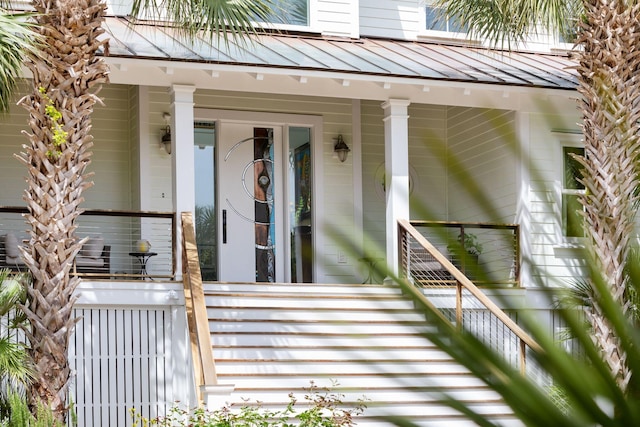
[
  {"xmin": 0, "ymin": 393, "xmax": 67, "ymax": 427},
  {"xmin": 131, "ymin": 381, "xmax": 367, "ymax": 427}
]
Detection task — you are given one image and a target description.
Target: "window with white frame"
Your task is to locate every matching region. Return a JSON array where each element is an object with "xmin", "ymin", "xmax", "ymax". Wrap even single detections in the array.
[
  {"xmin": 424, "ymin": 2, "xmax": 468, "ymax": 34},
  {"xmin": 562, "ymin": 146, "xmax": 586, "ymax": 238},
  {"xmin": 260, "ymin": 0, "xmax": 309, "ymax": 27}
]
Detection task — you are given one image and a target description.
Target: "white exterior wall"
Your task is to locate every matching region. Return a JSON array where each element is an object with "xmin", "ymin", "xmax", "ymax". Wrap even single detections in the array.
[
  {"xmin": 446, "ymin": 107, "xmax": 518, "ymax": 224},
  {"xmin": 129, "ymin": 85, "xmax": 142, "ymax": 210},
  {"xmin": 0, "ymin": 82, "xmax": 590, "ymax": 289},
  {"xmin": 359, "ymin": 0, "xmax": 420, "ymax": 40},
  {"xmin": 361, "ymin": 101, "xmax": 386, "ymax": 260},
  {"xmin": 317, "ymin": 0, "xmax": 359, "ymax": 38},
  {"xmin": 89, "ymin": 85, "xmax": 134, "ymax": 209},
  {"xmin": 0, "ymin": 81, "xmax": 30, "ymax": 205},
  {"xmin": 408, "ymin": 103, "xmax": 448, "ymax": 220},
  {"xmin": 0, "ymin": 83, "xmax": 134, "ymax": 210},
  {"xmin": 526, "ymin": 109, "xmax": 587, "ymax": 288}
]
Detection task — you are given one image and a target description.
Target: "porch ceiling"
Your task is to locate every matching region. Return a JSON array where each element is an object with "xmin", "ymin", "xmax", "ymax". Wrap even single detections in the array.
[{"xmin": 99, "ymin": 17, "xmax": 578, "ymax": 109}]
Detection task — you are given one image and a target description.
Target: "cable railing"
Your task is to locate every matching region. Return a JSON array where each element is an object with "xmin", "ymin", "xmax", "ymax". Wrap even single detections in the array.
[
  {"xmin": 0, "ymin": 206, "xmax": 176, "ymax": 280},
  {"xmin": 398, "ymin": 219, "xmax": 541, "ymax": 376},
  {"xmin": 405, "ymin": 220, "xmax": 520, "ymax": 287}
]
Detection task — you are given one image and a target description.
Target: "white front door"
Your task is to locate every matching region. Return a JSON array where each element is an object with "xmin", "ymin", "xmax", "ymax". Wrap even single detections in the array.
[{"xmin": 217, "ymin": 122, "xmax": 285, "ymax": 282}]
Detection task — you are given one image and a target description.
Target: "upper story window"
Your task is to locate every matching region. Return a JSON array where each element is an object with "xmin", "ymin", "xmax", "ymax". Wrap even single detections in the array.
[
  {"xmin": 425, "ymin": 5, "xmax": 468, "ymax": 34},
  {"xmin": 260, "ymin": 0, "xmax": 309, "ymax": 27},
  {"xmin": 562, "ymin": 146, "xmax": 586, "ymax": 238}
]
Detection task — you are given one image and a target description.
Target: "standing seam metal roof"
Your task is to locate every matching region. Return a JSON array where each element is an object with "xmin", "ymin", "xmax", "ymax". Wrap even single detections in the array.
[{"xmin": 100, "ymin": 17, "xmax": 578, "ymax": 90}]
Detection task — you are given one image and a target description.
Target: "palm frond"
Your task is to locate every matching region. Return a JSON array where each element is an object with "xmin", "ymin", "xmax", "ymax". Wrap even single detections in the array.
[
  {"xmin": 432, "ymin": 0, "xmax": 581, "ymax": 49},
  {"xmin": 129, "ymin": 0, "xmax": 281, "ymax": 45},
  {"xmin": 0, "ymin": 10, "xmax": 42, "ymax": 113},
  {"xmin": 0, "ymin": 338, "xmax": 34, "ymax": 390},
  {"xmin": 389, "ymin": 269, "xmax": 640, "ymax": 426},
  {"xmin": 0, "ymin": 270, "xmax": 27, "ymax": 316}
]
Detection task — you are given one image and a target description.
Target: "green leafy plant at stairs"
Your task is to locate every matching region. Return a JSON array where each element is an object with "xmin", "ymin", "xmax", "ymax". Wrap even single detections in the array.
[{"xmin": 131, "ymin": 381, "xmax": 367, "ymax": 427}]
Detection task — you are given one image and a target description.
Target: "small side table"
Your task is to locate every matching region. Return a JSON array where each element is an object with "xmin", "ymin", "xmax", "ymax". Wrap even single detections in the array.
[
  {"xmin": 129, "ymin": 252, "xmax": 157, "ymax": 280},
  {"xmin": 359, "ymin": 257, "xmax": 384, "ymax": 284}
]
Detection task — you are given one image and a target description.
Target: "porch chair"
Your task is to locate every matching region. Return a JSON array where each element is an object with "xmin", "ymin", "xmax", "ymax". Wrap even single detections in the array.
[
  {"xmin": 0, "ymin": 232, "xmax": 26, "ymax": 271},
  {"xmin": 0, "ymin": 233, "xmax": 111, "ymax": 277},
  {"xmin": 74, "ymin": 236, "xmax": 111, "ymax": 277}
]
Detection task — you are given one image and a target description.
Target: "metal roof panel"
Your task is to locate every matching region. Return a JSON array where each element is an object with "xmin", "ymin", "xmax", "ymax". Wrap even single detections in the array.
[{"xmin": 101, "ymin": 17, "xmax": 578, "ymax": 90}]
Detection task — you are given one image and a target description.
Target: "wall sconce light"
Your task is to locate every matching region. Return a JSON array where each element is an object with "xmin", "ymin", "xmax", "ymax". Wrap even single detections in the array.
[
  {"xmin": 160, "ymin": 112, "xmax": 172, "ymax": 154},
  {"xmin": 333, "ymin": 135, "xmax": 350, "ymax": 163}
]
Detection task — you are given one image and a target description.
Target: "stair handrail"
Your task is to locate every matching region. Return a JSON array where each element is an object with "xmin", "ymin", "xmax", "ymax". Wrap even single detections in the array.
[
  {"xmin": 181, "ymin": 212, "xmax": 218, "ymax": 404},
  {"xmin": 398, "ymin": 219, "xmax": 542, "ymax": 369}
]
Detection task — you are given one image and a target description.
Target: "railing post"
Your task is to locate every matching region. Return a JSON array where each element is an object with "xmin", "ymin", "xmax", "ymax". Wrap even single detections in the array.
[
  {"xmin": 514, "ymin": 224, "xmax": 521, "ymax": 286},
  {"xmin": 171, "ymin": 213, "xmax": 177, "ymax": 279},
  {"xmin": 519, "ymin": 339, "xmax": 527, "ymax": 376},
  {"xmin": 456, "ymin": 281, "xmax": 463, "ymax": 330},
  {"xmin": 459, "ymin": 224, "xmax": 466, "ymax": 275},
  {"xmin": 398, "ymin": 222, "xmax": 406, "ymax": 278}
]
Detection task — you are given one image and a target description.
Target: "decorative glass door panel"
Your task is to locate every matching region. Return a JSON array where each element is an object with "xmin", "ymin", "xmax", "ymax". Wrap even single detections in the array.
[
  {"xmin": 288, "ymin": 127, "xmax": 313, "ymax": 282},
  {"xmin": 218, "ymin": 123, "xmax": 284, "ymax": 282}
]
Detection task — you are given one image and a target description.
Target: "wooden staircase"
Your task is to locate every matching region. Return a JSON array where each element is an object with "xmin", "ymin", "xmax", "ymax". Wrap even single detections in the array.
[{"xmin": 204, "ymin": 282, "xmax": 520, "ymax": 426}]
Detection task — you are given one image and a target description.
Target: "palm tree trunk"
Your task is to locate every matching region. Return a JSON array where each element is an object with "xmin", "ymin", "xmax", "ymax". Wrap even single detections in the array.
[
  {"xmin": 575, "ymin": 0, "xmax": 640, "ymax": 392},
  {"xmin": 17, "ymin": 0, "xmax": 109, "ymax": 420}
]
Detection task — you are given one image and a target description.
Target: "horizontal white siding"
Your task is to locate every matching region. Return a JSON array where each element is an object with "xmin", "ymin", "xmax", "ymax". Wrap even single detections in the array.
[
  {"xmin": 0, "ymin": 83, "xmax": 133, "ymax": 210},
  {"xmin": 409, "ymin": 103, "xmax": 448, "ymax": 220},
  {"xmin": 359, "ymin": 0, "xmax": 420, "ymax": 40},
  {"xmin": 446, "ymin": 107, "xmax": 518, "ymax": 224},
  {"xmin": 90, "ymin": 85, "xmax": 134, "ymax": 209},
  {"xmin": 526, "ymin": 112, "xmax": 587, "ymax": 287},
  {"xmin": 0, "ymin": 81, "xmax": 31, "ymax": 205},
  {"xmin": 129, "ymin": 86, "xmax": 141, "ymax": 210},
  {"xmin": 316, "ymin": 0, "xmax": 358, "ymax": 38},
  {"xmin": 360, "ymin": 100, "xmax": 386, "ymax": 262}
]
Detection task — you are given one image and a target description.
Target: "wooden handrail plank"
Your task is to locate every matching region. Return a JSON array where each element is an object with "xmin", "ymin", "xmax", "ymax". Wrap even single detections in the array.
[{"xmin": 181, "ymin": 212, "xmax": 218, "ymax": 397}]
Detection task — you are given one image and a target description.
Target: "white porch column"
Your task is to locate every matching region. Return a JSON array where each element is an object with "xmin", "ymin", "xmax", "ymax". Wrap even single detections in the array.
[
  {"xmin": 382, "ymin": 99, "xmax": 410, "ymax": 276},
  {"xmin": 170, "ymin": 85, "xmax": 196, "ymax": 280}
]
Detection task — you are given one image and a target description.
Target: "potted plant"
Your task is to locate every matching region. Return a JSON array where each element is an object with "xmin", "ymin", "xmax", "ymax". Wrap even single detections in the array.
[
  {"xmin": 448, "ymin": 232, "xmax": 483, "ymax": 279},
  {"xmin": 460, "ymin": 233, "xmax": 483, "ymax": 256}
]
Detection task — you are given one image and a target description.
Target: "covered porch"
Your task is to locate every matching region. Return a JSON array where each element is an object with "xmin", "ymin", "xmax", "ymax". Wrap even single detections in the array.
[{"xmin": 0, "ymin": 17, "xmax": 580, "ymax": 285}]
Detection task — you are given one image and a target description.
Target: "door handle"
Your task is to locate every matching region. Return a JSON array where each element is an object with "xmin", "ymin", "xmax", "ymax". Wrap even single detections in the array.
[{"xmin": 222, "ymin": 209, "xmax": 227, "ymax": 243}]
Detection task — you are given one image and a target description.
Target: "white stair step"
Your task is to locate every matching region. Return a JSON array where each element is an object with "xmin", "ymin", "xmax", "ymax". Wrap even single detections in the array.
[
  {"xmin": 206, "ymin": 283, "xmax": 404, "ymax": 296},
  {"xmin": 207, "ymin": 296, "xmax": 417, "ymax": 310},
  {"xmin": 213, "ymin": 347, "xmax": 451, "ymax": 361},
  {"xmin": 221, "ymin": 375, "xmax": 490, "ymax": 390},
  {"xmin": 209, "ymin": 321, "xmax": 433, "ymax": 335},
  {"xmin": 214, "ymin": 361, "xmax": 471, "ymax": 375},
  {"xmin": 211, "ymin": 334, "xmax": 440, "ymax": 347},
  {"xmin": 206, "ymin": 308, "xmax": 426, "ymax": 322}
]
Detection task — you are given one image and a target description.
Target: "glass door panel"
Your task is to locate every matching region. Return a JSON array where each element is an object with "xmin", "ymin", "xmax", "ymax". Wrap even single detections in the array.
[
  {"xmin": 288, "ymin": 127, "xmax": 313, "ymax": 282},
  {"xmin": 193, "ymin": 123, "xmax": 217, "ymax": 280}
]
